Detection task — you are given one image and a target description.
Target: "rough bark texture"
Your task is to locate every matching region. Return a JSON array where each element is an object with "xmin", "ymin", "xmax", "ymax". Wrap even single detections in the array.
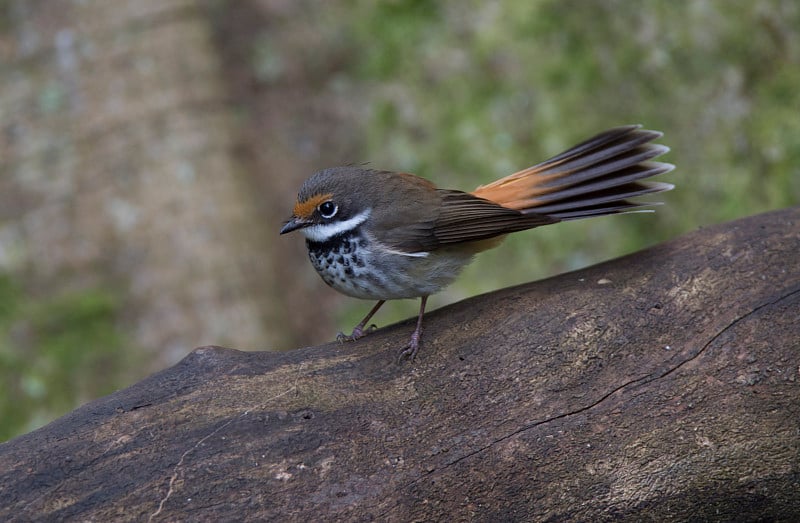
[{"xmin": 1, "ymin": 208, "xmax": 799, "ymax": 522}]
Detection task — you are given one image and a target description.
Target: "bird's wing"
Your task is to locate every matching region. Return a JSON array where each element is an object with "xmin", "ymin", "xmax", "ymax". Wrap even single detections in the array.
[
  {"xmin": 365, "ymin": 171, "xmax": 443, "ymax": 254},
  {"xmin": 375, "ymin": 188, "xmax": 555, "ymax": 254},
  {"xmin": 431, "ymin": 190, "xmax": 556, "ymax": 245}
]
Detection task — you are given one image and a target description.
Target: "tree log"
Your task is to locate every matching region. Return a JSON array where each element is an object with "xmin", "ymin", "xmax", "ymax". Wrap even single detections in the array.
[{"xmin": 1, "ymin": 208, "xmax": 798, "ymax": 522}]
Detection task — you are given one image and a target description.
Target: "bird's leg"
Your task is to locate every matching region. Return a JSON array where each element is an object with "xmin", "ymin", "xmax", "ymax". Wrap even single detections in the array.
[
  {"xmin": 337, "ymin": 300, "xmax": 386, "ymax": 342},
  {"xmin": 397, "ymin": 296, "xmax": 428, "ymax": 363}
]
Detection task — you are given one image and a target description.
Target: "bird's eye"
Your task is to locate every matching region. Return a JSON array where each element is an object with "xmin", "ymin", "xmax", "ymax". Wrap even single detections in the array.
[{"xmin": 318, "ymin": 201, "xmax": 338, "ymax": 219}]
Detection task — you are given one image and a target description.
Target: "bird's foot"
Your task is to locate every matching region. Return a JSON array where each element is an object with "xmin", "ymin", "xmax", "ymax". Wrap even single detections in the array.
[
  {"xmin": 336, "ymin": 323, "xmax": 378, "ymax": 343},
  {"xmin": 396, "ymin": 295, "xmax": 427, "ymax": 363},
  {"xmin": 396, "ymin": 328, "xmax": 422, "ymax": 364}
]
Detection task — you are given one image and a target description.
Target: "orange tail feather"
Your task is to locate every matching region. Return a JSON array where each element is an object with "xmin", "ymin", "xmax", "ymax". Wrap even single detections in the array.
[{"xmin": 471, "ymin": 125, "xmax": 674, "ymax": 219}]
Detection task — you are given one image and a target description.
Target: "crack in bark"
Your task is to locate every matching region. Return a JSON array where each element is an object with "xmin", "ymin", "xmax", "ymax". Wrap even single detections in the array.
[
  {"xmin": 148, "ymin": 416, "xmax": 239, "ymax": 523},
  {"xmin": 376, "ymin": 284, "xmax": 800, "ymax": 517},
  {"xmin": 147, "ymin": 377, "xmax": 302, "ymax": 522},
  {"xmin": 373, "ymin": 373, "xmax": 652, "ymax": 518},
  {"xmin": 657, "ymin": 284, "xmax": 800, "ymax": 380},
  {"xmin": 148, "ymin": 358, "xmax": 315, "ymax": 520}
]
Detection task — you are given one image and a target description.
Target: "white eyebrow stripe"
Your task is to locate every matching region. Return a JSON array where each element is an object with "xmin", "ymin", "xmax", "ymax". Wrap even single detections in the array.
[{"xmin": 302, "ymin": 209, "xmax": 372, "ymax": 243}]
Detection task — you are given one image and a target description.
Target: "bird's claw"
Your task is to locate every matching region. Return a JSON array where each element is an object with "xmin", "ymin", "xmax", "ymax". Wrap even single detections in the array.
[
  {"xmin": 396, "ymin": 330, "xmax": 422, "ymax": 364},
  {"xmin": 396, "ymin": 343, "xmax": 420, "ymax": 364},
  {"xmin": 336, "ymin": 324, "xmax": 378, "ymax": 343}
]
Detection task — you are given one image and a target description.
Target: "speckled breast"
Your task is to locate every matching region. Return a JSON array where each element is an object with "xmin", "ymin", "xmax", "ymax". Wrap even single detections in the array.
[
  {"xmin": 306, "ymin": 232, "xmax": 378, "ymax": 300},
  {"xmin": 305, "ymin": 231, "xmax": 470, "ymax": 301}
]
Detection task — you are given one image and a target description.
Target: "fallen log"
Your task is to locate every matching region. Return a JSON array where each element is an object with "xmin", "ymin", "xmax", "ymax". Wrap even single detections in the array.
[{"xmin": 1, "ymin": 208, "xmax": 798, "ymax": 522}]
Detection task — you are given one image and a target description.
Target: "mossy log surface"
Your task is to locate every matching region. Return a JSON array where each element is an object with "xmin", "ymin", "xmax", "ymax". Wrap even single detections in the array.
[{"xmin": 1, "ymin": 208, "xmax": 798, "ymax": 522}]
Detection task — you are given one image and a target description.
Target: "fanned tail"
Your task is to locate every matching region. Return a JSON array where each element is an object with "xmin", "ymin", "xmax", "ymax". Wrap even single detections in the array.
[{"xmin": 471, "ymin": 125, "xmax": 674, "ymax": 220}]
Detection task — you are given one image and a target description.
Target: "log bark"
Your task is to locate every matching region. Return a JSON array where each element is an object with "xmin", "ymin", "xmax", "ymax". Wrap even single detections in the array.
[{"xmin": 1, "ymin": 208, "xmax": 799, "ymax": 522}]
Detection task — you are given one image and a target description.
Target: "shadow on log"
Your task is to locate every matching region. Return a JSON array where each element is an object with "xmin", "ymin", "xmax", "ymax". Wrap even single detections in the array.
[{"xmin": 1, "ymin": 208, "xmax": 799, "ymax": 522}]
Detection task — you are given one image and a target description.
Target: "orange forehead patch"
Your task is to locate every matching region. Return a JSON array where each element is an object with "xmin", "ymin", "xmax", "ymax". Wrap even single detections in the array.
[{"xmin": 293, "ymin": 193, "xmax": 333, "ymax": 219}]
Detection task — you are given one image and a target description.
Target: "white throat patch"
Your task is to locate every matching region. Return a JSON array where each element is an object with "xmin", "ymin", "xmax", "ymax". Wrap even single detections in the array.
[{"xmin": 302, "ymin": 208, "xmax": 372, "ymax": 243}]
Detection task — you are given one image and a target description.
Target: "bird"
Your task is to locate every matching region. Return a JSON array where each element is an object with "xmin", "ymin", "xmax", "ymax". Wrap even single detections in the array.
[{"xmin": 280, "ymin": 125, "xmax": 674, "ymax": 361}]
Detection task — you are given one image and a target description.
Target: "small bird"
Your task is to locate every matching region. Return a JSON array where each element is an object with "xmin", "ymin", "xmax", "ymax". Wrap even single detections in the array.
[{"xmin": 280, "ymin": 125, "xmax": 674, "ymax": 361}]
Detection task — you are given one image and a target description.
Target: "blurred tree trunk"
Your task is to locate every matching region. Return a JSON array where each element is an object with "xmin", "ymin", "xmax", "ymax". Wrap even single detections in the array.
[
  {"xmin": 205, "ymin": 0, "xmax": 364, "ymax": 346},
  {"xmin": 0, "ymin": 0, "xmax": 305, "ymax": 367}
]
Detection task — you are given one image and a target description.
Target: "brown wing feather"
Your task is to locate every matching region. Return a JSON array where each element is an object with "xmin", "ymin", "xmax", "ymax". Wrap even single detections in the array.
[
  {"xmin": 432, "ymin": 191, "xmax": 555, "ymax": 245},
  {"xmin": 376, "ymin": 188, "xmax": 554, "ymax": 253},
  {"xmin": 367, "ymin": 171, "xmax": 442, "ymax": 253}
]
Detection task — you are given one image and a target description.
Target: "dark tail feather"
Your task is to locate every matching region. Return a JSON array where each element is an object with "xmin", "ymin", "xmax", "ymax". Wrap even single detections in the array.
[{"xmin": 472, "ymin": 125, "xmax": 675, "ymax": 220}]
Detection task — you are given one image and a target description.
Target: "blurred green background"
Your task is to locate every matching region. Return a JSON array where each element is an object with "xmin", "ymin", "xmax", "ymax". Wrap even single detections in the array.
[
  {"xmin": 330, "ymin": 0, "xmax": 800, "ymax": 348},
  {"xmin": 1, "ymin": 0, "xmax": 798, "ymax": 441}
]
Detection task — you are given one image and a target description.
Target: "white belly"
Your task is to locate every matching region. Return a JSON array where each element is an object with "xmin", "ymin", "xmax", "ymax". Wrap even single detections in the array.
[{"xmin": 307, "ymin": 235, "xmax": 474, "ymax": 300}]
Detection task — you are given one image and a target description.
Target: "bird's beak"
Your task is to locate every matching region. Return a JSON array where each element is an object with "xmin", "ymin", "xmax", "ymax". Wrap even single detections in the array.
[{"xmin": 280, "ymin": 216, "xmax": 311, "ymax": 235}]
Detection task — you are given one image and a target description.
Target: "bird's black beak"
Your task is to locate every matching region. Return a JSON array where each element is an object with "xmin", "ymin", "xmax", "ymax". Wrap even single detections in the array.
[{"xmin": 280, "ymin": 216, "xmax": 311, "ymax": 235}]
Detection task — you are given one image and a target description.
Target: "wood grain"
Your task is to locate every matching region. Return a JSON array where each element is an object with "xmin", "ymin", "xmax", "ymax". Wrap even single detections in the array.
[{"xmin": 1, "ymin": 208, "xmax": 798, "ymax": 522}]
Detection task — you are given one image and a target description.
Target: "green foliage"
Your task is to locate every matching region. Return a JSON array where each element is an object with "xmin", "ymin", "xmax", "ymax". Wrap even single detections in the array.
[
  {"xmin": 330, "ymin": 0, "xmax": 800, "ymax": 325},
  {"xmin": 0, "ymin": 274, "xmax": 136, "ymax": 441}
]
